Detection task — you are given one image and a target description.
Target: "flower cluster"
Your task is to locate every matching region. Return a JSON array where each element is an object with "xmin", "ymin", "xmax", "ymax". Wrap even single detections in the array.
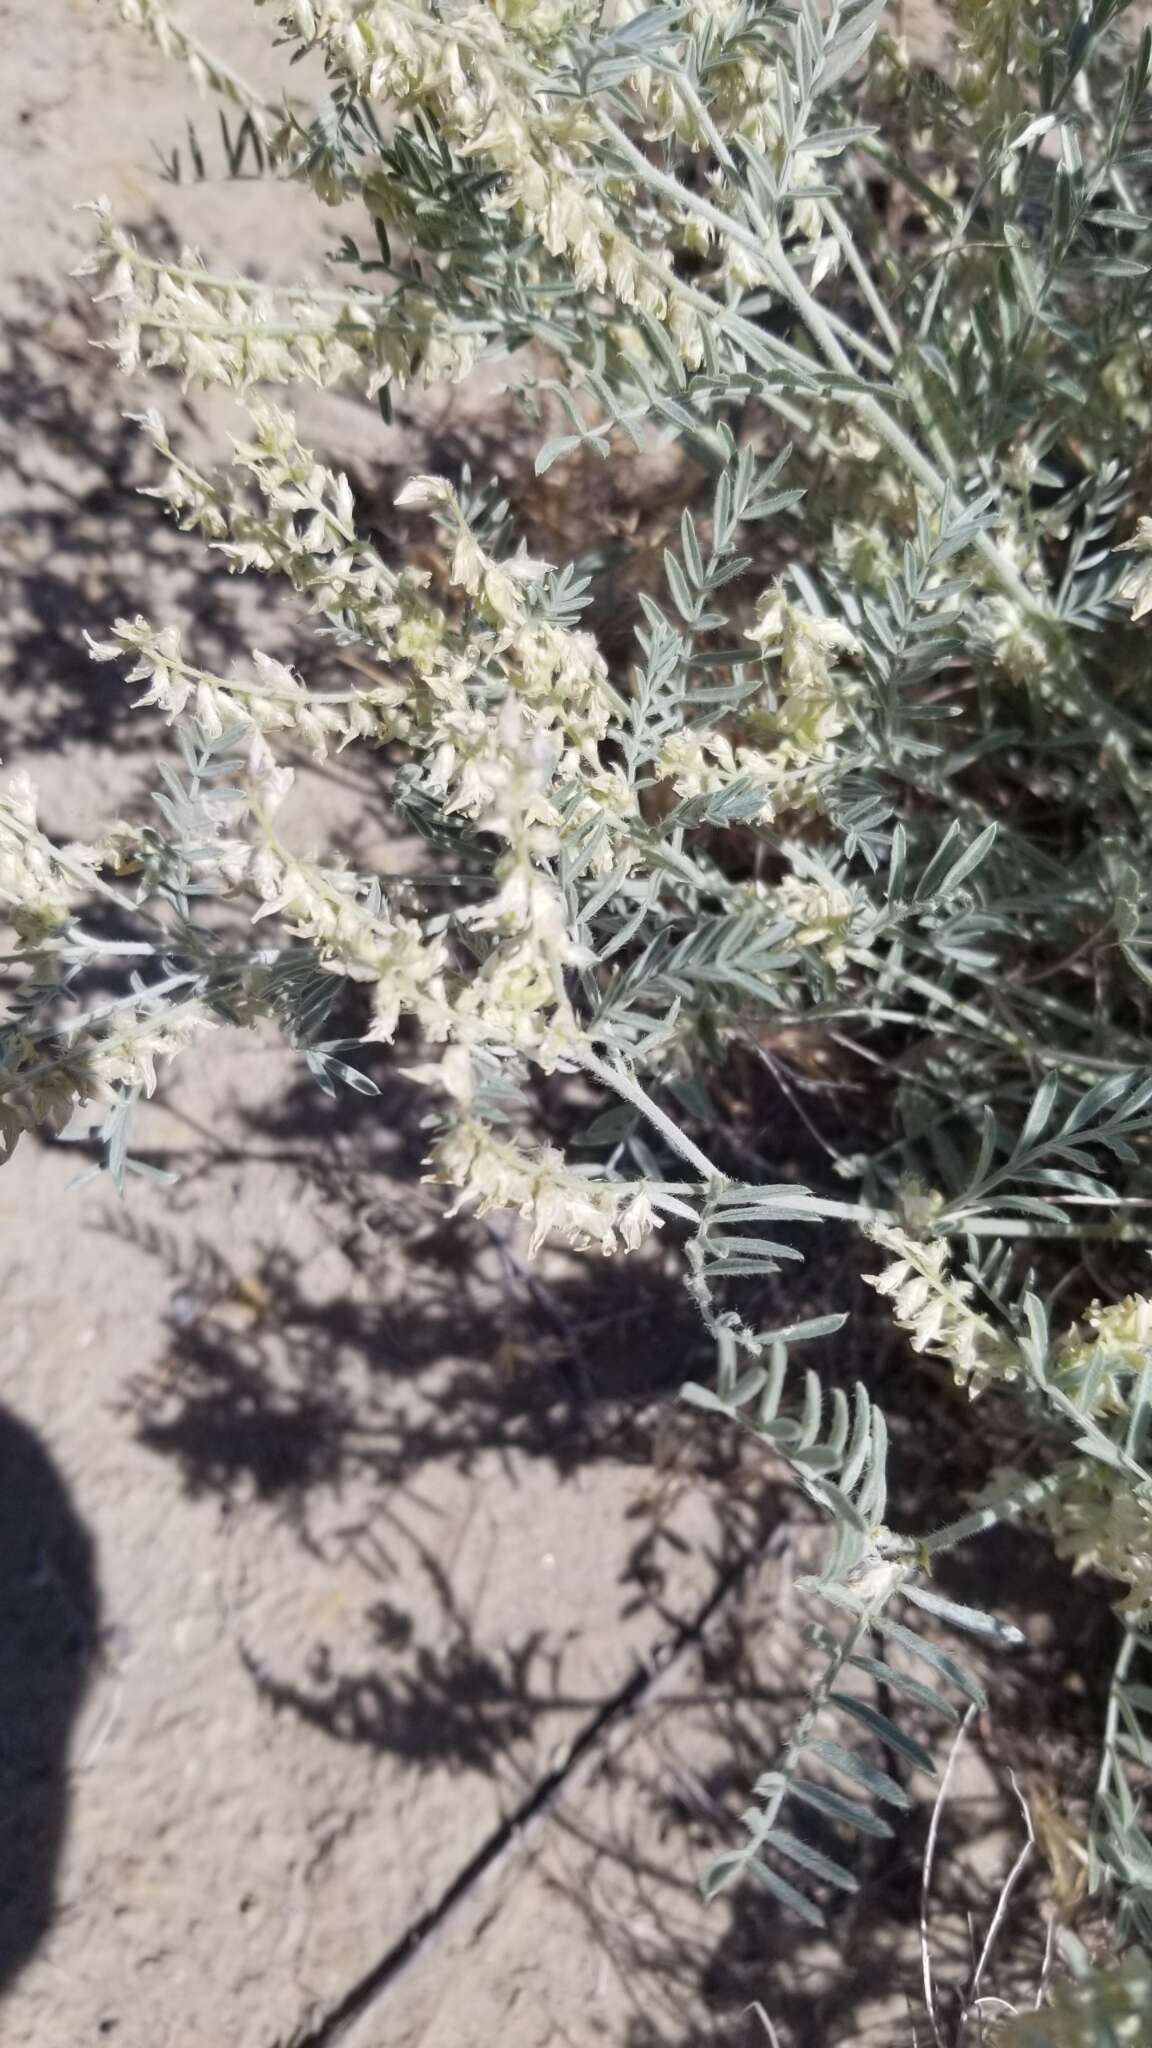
[
  {"xmin": 775, "ymin": 871, "xmax": 867, "ymax": 972},
  {"xmin": 981, "ymin": 594, "xmax": 1051, "ymax": 684},
  {"xmin": 87, "ymin": 616, "xmax": 413, "ymax": 760},
  {"xmin": 446, "ymin": 702, "xmax": 590, "ymax": 1062},
  {"xmin": 1053, "ymin": 1294, "xmax": 1152, "ymax": 1417},
  {"xmin": 636, "ymin": 0, "xmax": 838, "ymax": 262},
  {"xmin": 249, "ymin": 840, "xmax": 450, "ymax": 1042},
  {"xmin": 428, "ymin": 1116, "xmax": 661, "ymax": 1257},
  {"xmin": 283, "ymin": 1, "xmax": 707, "ymax": 364},
  {"xmin": 80, "ymin": 201, "xmax": 487, "ymax": 396},
  {"xmin": 85, "ymin": 438, "xmax": 630, "ymax": 1073},
  {"xmin": 748, "ymin": 590, "xmax": 862, "ymax": 753},
  {"xmin": 949, "ymin": 0, "xmax": 1047, "ymax": 128},
  {"xmin": 124, "ymin": 421, "xmax": 631, "ymax": 920},
  {"xmin": 1116, "ymin": 517, "xmax": 1152, "ymax": 623},
  {"xmin": 152, "ymin": 425, "xmax": 619, "ymax": 775},
  {"xmin": 81, "ymin": 1001, "xmax": 217, "ymax": 1099},
  {"xmin": 864, "ymin": 1222, "xmax": 1023, "ymax": 1397},
  {"xmin": 395, "ymin": 475, "xmax": 551, "ymax": 627},
  {"xmin": 656, "ymin": 591, "xmax": 861, "ymax": 822},
  {"xmin": 135, "ymin": 415, "xmax": 507, "ymax": 760},
  {"xmin": 393, "ymin": 474, "xmax": 619, "ymax": 807},
  {"xmin": 1, "ymin": 997, "xmax": 215, "ymax": 1166},
  {"xmin": 138, "ymin": 406, "xmax": 422, "ymax": 655},
  {"xmin": 0, "ymin": 773, "xmax": 92, "ymax": 943},
  {"xmin": 1042, "ymin": 1461, "xmax": 1152, "ymax": 1622}
]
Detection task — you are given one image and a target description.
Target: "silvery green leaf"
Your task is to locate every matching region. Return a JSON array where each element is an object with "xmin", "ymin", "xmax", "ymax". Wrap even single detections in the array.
[
  {"xmin": 872, "ymin": 1618, "xmax": 988, "ymax": 1708},
  {"xmin": 699, "ymin": 1849, "xmax": 750, "ymax": 1901},
  {"xmin": 900, "ymin": 1584, "xmax": 1024, "ymax": 1646},
  {"xmin": 782, "ymin": 1778, "xmax": 894, "ymax": 1838},
  {"xmin": 746, "ymin": 1857, "xmax": 826, "ymax": 1926},
  {"xmin": 764, "ymin": 1828, "xmax": 858, "ymax": 1893},
  {"xmin": 808, "ymin": 1741, "xmax": 910, "ymax": 1810},
  {"xmin": 829, "ymin": 1693, "xmax": 936, "ymax": 1774},
  {"xmin": 679, "ymin": 1382, "xmax": 733, "ymax": 1414},
  {"xmin": 846, "ymin": 1653, "xmax": 958, "ymax": 1720}
]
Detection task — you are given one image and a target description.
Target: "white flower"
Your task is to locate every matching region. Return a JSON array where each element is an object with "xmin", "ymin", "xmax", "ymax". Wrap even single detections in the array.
[
  {"xmin": 656, "ymin": 728, "xmax": 738, "ymax": 798},
  {"xmin": 864, "ymin": 1222, "xmax": 1020, "ymax": 1396},
  {"xmin": 1116, "ymin": 517, "xmax": 1152, "ymax": 622},
  {"xmin": 81, "ymin": 203, "xmax": 484, "ymax": 398},
  {"xmin": 1052, "ymin": 1294, "xmax": 1152, "ymax": 1418},
  {"xmin": 0, "ymin": 773, "xmax": 90, "ymax": 937},
  {"xmin": 280, "ymin": 1, "xmax": 697, "ymax": 352},
  {"xmin": 85, "ymin": 1002, "xmax": 215, "ymax": 1097},
  {"xmin": 247, "ymin": 842, "xmax": 449, "ymax": 1041},
  {"xmin": 428, "ymin": 1119, "xmax": 662, "ymax": 1258},
  {"xmin": 1042, "ymin": 1461, "xmax": 1152, "ymax": 1621},
  {"xmin": 982, "ymin": 596, "xmax": 1049, "ymax": 682},
  {"xmin": 395, "ymin": 475, "xmax": 456, "ymax": 510},
  {"xmin": 747, "ymin": 590, "xmax": 861, "ymax": 761},
  {"xmin": 776, "ymin": 872, "xmax": 864, "ymax": 971}
]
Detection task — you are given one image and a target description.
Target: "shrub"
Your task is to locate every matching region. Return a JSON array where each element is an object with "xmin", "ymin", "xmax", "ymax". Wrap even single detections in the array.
[{"xmin": 6, "ymin": 0, "xmax": 1152, "ymax": 2025}]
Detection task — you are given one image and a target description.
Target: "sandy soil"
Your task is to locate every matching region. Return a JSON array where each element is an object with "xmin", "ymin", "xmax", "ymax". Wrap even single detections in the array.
[{"xmin": 0, "ymin": 9, "xmax": 1070, "ymax": 2047}]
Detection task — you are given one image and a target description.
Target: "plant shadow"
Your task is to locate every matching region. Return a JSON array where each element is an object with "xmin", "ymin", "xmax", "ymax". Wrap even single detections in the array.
[
  {"xmin": 0, "ymin": 279, "xmax": 254, "ymax": 763},
  {"xmin": 63, "ymin": 1052, "xmax": 1124, "ymax": 2046}
]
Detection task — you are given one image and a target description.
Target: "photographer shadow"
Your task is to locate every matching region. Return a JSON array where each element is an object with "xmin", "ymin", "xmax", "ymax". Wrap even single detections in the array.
[{"xmin": 0, "ymin": 1405, "xmax": 100, "ymax": 1998}]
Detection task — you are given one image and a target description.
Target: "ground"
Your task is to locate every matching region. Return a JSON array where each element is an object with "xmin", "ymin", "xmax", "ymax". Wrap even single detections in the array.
[{"xmin": 0, "ymin": 8, "xmax": 1101, "ymax": 2047}]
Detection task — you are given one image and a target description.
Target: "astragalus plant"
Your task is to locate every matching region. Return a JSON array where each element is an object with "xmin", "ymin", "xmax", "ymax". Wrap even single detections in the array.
[{"xmin": 7, "ymin": 0, "xmax": 1152, "ymax": 2009}]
